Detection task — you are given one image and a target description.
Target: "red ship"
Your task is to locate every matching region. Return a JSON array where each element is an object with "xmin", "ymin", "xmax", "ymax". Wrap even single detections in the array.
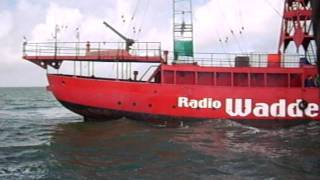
[{"xmin": 23, "ymin": 0, "xmax": 320, "ymax": 127}]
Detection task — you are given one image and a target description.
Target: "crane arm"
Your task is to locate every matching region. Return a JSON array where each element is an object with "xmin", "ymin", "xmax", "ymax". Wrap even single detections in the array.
[
  {"xmin": 103, "ymin": 21, "xmax": 128, "ymax": 41},
  {"xmin": 103, "ymin": 21, "xmax": 135, "ymax": 51}
]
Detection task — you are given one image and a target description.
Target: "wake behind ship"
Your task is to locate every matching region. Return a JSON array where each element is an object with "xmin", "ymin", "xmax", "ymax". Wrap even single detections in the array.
[{"xmin": 23, "ymin": 0, "xmax": 320, "ymax": 127}]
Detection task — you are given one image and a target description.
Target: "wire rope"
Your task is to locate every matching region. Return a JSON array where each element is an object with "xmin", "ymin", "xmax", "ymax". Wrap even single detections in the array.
[
  {"xmin": 136, "ymin": 0, "xmax": 151, "ymax": 40},
  {"xmin": 217, "ymin": 0, "xmax": 244, "ymax": 53},
  {"xmin": 264, "ymin": 0, "xmax": 282, "ymax": 17}
]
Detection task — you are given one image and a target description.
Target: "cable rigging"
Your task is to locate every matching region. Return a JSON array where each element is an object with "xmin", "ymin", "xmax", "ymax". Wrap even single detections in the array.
[
  {"xmin": 124, "ymin": 0, "xmax": 151, "ymax": 79},
  {"xmin": 264, "ymin": 0, "xmax": 282, "ymax": 17},
  {"xmin": 135, "ymin": 0, "xmax": 150, "ymax": 40},
  {"xmin": 216, "ymin": 0, "xmax": 244, "ymax": 53},
  {"xmin": 126, "ymin": 0, "xmax": 142, "ymax": 36},
  {"xmin": 235, "ymin": 0, "xmax": 248, "ymax": 53}
]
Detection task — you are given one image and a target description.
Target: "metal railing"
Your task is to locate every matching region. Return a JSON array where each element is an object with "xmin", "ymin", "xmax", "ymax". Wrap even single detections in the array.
[
  {"xmin": 168, "ymin": 52, "xmax": 317, "ymax": 68},
  {"xmin": 22, "ymin": 41, "xmax": 317, "ymax": 69},
  {"xmin": 23, "ymin": 41, "xmax": 162, "ymax": 58}
]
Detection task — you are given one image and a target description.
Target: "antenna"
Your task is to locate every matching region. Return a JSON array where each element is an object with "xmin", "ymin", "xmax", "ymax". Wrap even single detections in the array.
[{"xmin": 173, "ymin": 0, "xmax": 194, "ymax": 63}]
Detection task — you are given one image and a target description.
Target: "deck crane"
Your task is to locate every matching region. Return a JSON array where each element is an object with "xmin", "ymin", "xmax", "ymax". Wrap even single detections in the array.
[{"xmin": 103, "ymin": 21, "xmax": 135, "ymax": 51}]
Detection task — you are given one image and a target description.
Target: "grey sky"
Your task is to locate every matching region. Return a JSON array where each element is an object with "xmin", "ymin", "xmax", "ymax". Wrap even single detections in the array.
[{"xmin": 0, "ymin": 0, "xmax": 284, "ymax": 87}]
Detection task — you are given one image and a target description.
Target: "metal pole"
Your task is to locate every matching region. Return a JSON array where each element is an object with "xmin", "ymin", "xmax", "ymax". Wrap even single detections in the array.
[
  {"xmin": 190, "ymin": 0, "xmax": 194, "ymax": 63},
  {"xmin": 129, "ymin": 63, "xmax": 131, "ymax": 79},
  {"xmin": 88, "ymin": 61, "xmax": 90, "ymax": 76},
  {"xmin": 80, "ymin": 61, "xmax": 82, "ymax": 76},
  {"xmin": 173, "ymin": 0, "xmax": 175, "ymax": 63},
  {"xmin": 54, "ymin": 25, "xmax": 59, "ymax": 57},
  {"xmin": 126, "ymin": 63, "xmax": 128, "ymax": 79},
  {"xmin": 92, "ymin": 62, "xmax": 95, "ymax": 77},
  {"xmin": 122, "ymin": 63, "xmax": 124, "ymax": 79},
  {"xmin": 74, "ymin": 61, "xmax": 76, "ymax": 76},
  {"xmin": 116, "ymin": 62, "xmax": 119, "ymax": 80}
]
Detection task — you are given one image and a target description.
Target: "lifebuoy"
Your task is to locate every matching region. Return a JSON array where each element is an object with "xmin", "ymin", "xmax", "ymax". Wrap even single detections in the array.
[{"xmin": 298, "ymin": 100, "xmax": 309, "ymax": 111}]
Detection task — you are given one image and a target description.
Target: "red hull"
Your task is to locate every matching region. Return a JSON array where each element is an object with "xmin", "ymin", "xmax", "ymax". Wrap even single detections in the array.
[{"xmin": 47, "ymin": 68, "xmax": 320, "ymax": 125}]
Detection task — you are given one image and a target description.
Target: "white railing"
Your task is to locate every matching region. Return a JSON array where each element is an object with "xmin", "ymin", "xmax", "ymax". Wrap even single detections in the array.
[
  {"xmin": 168, "ymin": 52, "xmax": 317, "ymax": 68},
  {"xmin": 23, "ymin": 41, "xmax": 162, "ymax": 58},
  {"xmin": 22, "ymin": 41, "xmax": 317, "ymax": 68}
]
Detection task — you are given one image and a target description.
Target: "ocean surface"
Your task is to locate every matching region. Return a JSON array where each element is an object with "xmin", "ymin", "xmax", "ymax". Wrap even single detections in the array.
[{"xmin": 0, "ymin": 87, "xmax": 319, "ymax": 180}]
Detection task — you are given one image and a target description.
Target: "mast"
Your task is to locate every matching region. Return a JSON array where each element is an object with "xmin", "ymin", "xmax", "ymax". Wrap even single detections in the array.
[
  {"xmin": 173, "ymin": 0, "xmax": 194, "ymax": 63},
  {"xmin": 278, "ymin": 0, "xmax": 315, "ymax": 63}
]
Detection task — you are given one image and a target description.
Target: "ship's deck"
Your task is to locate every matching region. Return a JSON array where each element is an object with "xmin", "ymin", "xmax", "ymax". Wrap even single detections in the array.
[
  {"xmin": 22, "ymin": 41, "xmax": 319, "ymax": 88},
  {"xmin": 23, "ymin": 55, "xmax": 162, "ymax": 63},
  {"xmin": 23, "ymin": 41, "xmax": 163, "ymax": 63},
  {"xmin": 23, "ymin": 41, "xmax": 317, "ymax": 68}
]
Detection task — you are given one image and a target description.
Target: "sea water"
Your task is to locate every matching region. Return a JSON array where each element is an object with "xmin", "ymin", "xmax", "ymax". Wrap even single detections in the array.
[{"xmin": 0, "ymin": 88, "xmax": 319, "ymax": 179}]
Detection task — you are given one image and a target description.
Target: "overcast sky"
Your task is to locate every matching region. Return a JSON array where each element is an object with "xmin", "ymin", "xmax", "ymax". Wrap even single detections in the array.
[{"xmin": 0, "ymin": 0, "xmax": 284, "ymax": 87}]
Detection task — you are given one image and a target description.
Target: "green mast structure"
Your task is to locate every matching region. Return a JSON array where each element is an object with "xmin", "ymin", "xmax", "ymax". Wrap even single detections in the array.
[{"xmin": 173, "ymin": 0, "xmax": 194, "ymax": 63}]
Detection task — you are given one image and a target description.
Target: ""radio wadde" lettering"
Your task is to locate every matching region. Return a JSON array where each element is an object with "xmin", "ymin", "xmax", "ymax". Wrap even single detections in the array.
[{"xmin": 177, "ymin": 97, "xmax": 319, "ymax": 118}]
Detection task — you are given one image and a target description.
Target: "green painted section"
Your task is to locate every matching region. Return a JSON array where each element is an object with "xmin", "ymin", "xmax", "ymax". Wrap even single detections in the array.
[{"xmin": 174, "ymin": 40, "xmax": 193, "ymax": 59}]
